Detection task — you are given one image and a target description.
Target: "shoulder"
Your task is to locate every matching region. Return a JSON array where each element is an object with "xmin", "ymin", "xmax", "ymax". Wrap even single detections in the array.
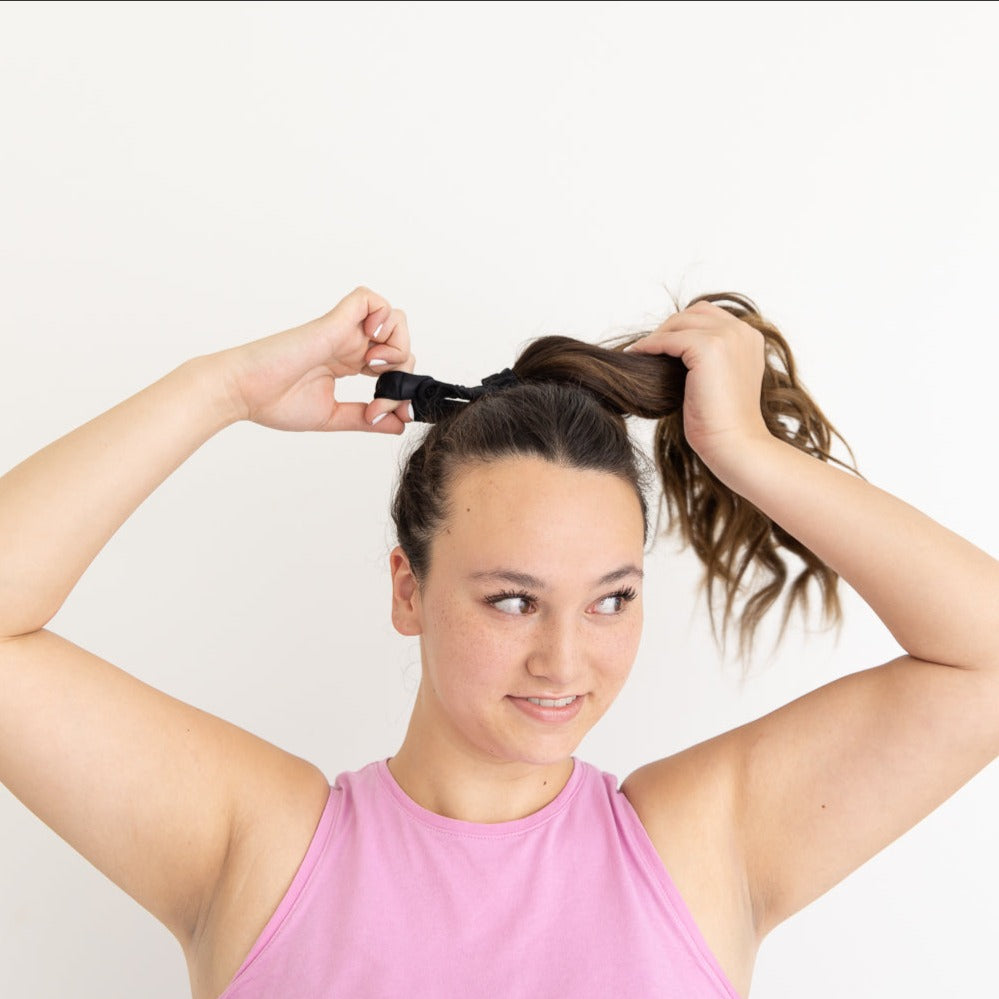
[
  {"xmin": 620, "ymin": 736, "xmax": 743, "ymax": 844},
  {"xmin": 621, "ymin": 744, "xmax": 759, "ymax": 994},
  {"xmin": 187, "ymin": 758, "xmax": 332, "ymax": 998}
]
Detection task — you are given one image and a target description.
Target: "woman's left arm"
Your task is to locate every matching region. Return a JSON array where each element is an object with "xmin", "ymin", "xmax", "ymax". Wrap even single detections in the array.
[
  {"xmin": 723, "ymin": 426, "xmax": 999, "ymax": 672},
  {"xmin": 624, "ymin": 302, "xmax": 999, "ymax": 938}
]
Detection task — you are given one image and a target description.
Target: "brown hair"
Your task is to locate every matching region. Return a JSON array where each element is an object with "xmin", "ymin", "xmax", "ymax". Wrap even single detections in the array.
[{"xmin": 391, "ymin": 291, "xmax": 859, "ymax": 659}]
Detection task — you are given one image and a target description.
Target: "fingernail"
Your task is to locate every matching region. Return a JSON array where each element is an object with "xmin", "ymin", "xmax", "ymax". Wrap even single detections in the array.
[
  {"xmin": 372, "ymin": 322, "xmax": 384, "ymax": 340},
  {"xmin": 407, "ymin": 402, "xmax": 415, "ymax": 421},
  {"xmin": 371, "ymin": 412, "xmax": 388, "ymax": 426},
  {"xmin": 369, "ymin": 358, "xmax": 388, "ymax": 367}
]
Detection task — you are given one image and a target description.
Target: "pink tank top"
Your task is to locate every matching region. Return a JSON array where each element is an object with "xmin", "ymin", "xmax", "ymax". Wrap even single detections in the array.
[{"xmin": 218, "ymin": 758, "xmax": 742, "ymax": 998}]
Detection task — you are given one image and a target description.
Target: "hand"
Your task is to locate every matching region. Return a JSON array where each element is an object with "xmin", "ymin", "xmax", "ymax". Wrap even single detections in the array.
[
  {"xmin": 219, "ymin": 286, "xmax": 416, "ymax": 434},
  {"xmin": 624, "ymin": 300, "xmax": 772, "ymax": 473}
]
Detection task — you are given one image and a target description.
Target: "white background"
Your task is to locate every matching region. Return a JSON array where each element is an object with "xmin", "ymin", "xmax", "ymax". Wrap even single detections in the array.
[{"xmin": 1, "ymin": 1, "xmax": 997, "ymax": 996}]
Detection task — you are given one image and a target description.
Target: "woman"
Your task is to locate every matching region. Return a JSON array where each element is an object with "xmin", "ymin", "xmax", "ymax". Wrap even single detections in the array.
[{"xmin": 1, "ymin": 285, "xmax": 996, "ymax": 998}]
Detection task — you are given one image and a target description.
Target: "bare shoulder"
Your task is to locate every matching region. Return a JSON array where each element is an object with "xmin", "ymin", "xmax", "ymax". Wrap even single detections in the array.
[
  {"xmin": 187, "ymin": 755, "xmax": 332, "ymax": 999},
  {"xmin": 621, "ymin": 738, "xmax": 759, "ymax": 998}
]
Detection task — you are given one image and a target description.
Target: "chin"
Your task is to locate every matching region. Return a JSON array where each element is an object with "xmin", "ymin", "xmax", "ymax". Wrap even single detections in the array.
[{"xmin": 494, "ymin": 733, "xmax": 586, "ymax": 769}]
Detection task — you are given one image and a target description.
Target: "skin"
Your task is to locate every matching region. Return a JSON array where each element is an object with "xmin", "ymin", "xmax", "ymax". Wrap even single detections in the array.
[
  {"xmin": 385, "ymin": 455, "xmax": 646, "ymax": 824},
  {"xmin": 0, "ymin": 287, "xmax": 997, "ymax": 999}
]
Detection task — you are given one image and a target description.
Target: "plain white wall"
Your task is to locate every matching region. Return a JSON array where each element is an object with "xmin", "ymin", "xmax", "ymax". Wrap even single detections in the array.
[{"xmin": 1, "ymin": 1, "xmax": 997, "ymax": 995}]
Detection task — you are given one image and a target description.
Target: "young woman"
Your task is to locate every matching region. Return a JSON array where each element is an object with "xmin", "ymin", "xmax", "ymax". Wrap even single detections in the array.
[{"xmin": 1, "ymin": 285, "xmax": 996, "ymax": 998}]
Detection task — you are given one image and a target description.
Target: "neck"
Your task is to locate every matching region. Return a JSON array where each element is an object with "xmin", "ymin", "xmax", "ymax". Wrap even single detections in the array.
[{"xmin": 386, "ymin": 684, "xmax": 575, "ymax": 823}]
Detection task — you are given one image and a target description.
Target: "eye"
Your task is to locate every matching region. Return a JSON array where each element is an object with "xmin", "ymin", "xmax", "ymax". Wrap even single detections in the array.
[
  {"xmin": 591, "ymin": 587, "xmax": 638, "ymax": 616},
  {"xmin": 485, "ymin": 590, "xmax": 537, "ymax": 615}
]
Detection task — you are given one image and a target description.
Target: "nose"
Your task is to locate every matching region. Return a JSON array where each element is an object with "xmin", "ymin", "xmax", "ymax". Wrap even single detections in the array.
[{"xmin": 526, "ymin": 614, "xmax": 585, "ymax": 688}]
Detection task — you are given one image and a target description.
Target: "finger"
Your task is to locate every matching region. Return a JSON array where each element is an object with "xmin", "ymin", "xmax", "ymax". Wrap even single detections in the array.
[
  {"xmin": 364, "ymin": 395, "xmax": 416, "ymax": 427},
  {"xmin": 623, "ymin": 323, "xmax": 693, "ymax": 352},
  {"xmin": 327, "ymin": 401, "xmax": 407, "ymax": 435},
  {"xmin": 363, "ymin": 350, "xmax": 417, "ymax": 426},
  {"xmin": 342, "ymin": 286, "xmax": 394, "ymax": 341},
  {"xmin": 623, "ymin": 308, "xmax": 724, "ymax": 353},
  {"xmin": 623, "ymin": 327, "xmax": 704, "ymax": 360},
  {"xmin": 372, "ymin": 307, "xmax": 411, "ymax": 357},
  {"xmin": 655, "ymin": 309, "xmax": 719, "ymax": 332},
  {"xmin": 365, "ymin": 305, "xmax": 396, "ymax": 344},
  {"xmin": 363, "ymin": 342, "xmax": 410, "ymax": 373},
  {"xmin": 367, "ymin": 309, "xmax": 389, "ymax": 342}
]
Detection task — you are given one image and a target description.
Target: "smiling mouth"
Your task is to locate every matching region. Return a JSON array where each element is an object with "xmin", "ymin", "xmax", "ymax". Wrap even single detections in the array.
[{"xmin": 508, "ymin": 694, "xmax": 585, "ymax": 723}]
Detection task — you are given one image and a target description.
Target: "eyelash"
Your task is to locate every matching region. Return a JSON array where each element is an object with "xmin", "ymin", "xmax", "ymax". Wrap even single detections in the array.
[{"xmin": 485, "ymin": 586, "xmax": 638, "ymax": 615}]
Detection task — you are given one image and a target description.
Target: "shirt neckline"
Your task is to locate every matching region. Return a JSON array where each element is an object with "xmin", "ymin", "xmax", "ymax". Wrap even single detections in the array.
[{"xmin": 373, "ymin": 756, "xmax": 585, "ymax": 838}]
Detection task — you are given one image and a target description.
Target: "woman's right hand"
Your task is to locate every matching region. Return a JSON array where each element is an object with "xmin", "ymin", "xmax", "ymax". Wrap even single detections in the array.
[{"xmin": 219, "ymin": 285, "xmax": 416, "ymax": 434}]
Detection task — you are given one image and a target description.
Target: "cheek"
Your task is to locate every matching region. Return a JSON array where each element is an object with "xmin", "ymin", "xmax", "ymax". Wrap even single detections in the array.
[
  {"xmin": 423, "ymin": 600, "xmax": 514, "ymax": 692},
  {"xmin": 600, "ymin": 616, "xmax": 643, "ymax": 685},
  {"xmin": 425, "ymin": 596, "xmax": 474, "ymax": 656}
]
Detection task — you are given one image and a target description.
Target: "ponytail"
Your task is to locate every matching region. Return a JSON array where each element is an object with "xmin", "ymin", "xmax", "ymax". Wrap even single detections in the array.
[
  {"xmin": 511, "ymin": 292, "xmax": 860, "ymax": 657},
  {"xmin": 392, "ymin": 291, "xmax": 859, "ymax": 659}
]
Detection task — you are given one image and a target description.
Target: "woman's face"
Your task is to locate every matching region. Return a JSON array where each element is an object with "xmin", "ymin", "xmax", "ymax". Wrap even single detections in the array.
[{"xmin": 392, "ymin": 455, "xmax": 646, "ymax": 768}]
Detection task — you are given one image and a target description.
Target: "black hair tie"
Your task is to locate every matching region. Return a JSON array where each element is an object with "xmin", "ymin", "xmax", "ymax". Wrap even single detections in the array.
[{"xmin": 373, "ymin": 368, "xmax": 520, "ymax": 423}]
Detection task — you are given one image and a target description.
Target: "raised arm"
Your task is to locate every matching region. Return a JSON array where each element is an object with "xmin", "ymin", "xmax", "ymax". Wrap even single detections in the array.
[
  {"xmin": 621, "ymin": 302, "xmax": 999, "ymax": 940},
  {"xmin": 0, "ymin": 287, "xmax": 413, "ymax": 953}
]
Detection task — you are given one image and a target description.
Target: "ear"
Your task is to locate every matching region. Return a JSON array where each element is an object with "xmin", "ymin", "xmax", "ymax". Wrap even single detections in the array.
[{"xmin": 389, "ymin": 545, "xmax": 423, "ymax": 637}]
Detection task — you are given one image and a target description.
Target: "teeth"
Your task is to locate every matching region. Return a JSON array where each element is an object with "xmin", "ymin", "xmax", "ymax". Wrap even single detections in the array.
[{"xmin": 527, "ymin": 696, "xmax": 577, "ymax": 708}]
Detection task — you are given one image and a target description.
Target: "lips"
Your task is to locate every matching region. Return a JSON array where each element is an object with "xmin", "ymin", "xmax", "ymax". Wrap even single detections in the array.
[{"xmin": 508, "ymin": 694, "xmax": 585, "ymax": 723}]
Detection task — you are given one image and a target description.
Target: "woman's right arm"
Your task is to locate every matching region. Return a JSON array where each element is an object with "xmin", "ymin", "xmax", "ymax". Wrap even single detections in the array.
[{"xmin": 0, "ymin": 287, "xmax": 412, "ymax": 949}]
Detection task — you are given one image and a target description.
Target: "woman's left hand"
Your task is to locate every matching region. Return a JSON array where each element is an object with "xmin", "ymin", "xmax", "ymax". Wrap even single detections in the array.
[{"xmin": 624, "ymin": 301, "xmax": 772, "ymax": 475}]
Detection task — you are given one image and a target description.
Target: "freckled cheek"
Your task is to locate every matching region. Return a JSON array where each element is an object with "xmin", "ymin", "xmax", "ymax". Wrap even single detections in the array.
[
  {"xmin": 599, "ymin": 622, "xmax": 643, "ymax": 689},
  {"xmin": 424, "ymin": 601, "xmax": 513, "ymax": 693},
  {"xmin": 426, "ymin": 599, "xmax": 476, "ymax": 652}
]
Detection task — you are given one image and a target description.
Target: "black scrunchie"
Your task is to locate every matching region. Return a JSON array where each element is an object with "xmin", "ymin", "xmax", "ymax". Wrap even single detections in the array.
[{"xmin": 373, "ymin": 368, "xmax": 519, "ymax": 422}]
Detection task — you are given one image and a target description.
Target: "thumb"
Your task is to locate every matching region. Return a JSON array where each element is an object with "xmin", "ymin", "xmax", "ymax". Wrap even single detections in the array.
[{"xmin": 325, "ymin": 401, "xmax": 405, "ymax": 435}]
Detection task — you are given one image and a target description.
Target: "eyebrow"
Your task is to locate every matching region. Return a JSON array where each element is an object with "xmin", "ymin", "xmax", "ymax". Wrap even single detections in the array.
[{"xmin": 468, "ymin": 565, "xmax": 644, "ymax": 589}]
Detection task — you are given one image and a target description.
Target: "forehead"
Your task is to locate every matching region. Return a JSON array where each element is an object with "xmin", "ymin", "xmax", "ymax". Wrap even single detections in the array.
[{"xmin": 432, "ymin": 456, "xmax": 645, "ymax": 579}]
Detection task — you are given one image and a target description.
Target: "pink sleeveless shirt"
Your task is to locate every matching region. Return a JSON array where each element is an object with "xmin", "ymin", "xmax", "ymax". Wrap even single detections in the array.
[{"xmin": 218, "ymin": 758, "xmax": 742, "ymax": 998}]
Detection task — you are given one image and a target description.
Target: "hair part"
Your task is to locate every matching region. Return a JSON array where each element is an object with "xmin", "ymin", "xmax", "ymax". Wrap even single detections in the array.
[{"xmin": 390, "ymin": 291, "xmax": 860, "ymax": 662}]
